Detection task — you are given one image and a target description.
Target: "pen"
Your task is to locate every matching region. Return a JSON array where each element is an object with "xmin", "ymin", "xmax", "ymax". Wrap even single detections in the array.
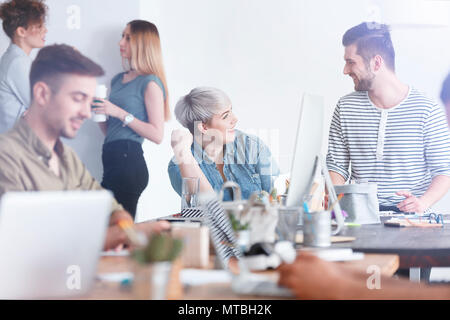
[
  {"xmin": 345, "ymin": 222, "xmax": 361, "ymax": 227},
  {"xmin": 328, "ymin": 193, "xmax": 344, "ymax": 212},
  {"xmin": 118, "ymin": 220, "xmax": 147, "ymax": 247},
  {"xmin": 221, "ymin": 241, "xmax": 237, "ymax": 248},
  {"xmin": 303, "ymin": 201, "xmax": 316, "ymax": 237},
  {"xmin": 303, "ymin": 201, "xmax": 310, "ymax": 215},
  {"xmin": 309, "ymin": 182, "xmax": 319, "ymax": 197}
]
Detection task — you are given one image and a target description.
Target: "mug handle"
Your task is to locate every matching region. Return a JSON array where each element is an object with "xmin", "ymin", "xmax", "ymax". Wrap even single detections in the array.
[{"xmin": 218, "ymin": 181, "xmax": 242, "ymax": 202}]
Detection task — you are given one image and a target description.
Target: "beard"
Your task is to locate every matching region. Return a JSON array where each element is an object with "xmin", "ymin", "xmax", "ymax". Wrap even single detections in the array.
[{"xmin": 353, "ymin": 69, "xmax": 375, "ymax": 91}]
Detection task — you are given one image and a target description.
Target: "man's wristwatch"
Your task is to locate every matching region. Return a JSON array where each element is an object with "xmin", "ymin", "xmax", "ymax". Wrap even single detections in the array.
[{"xmin": 122, "ymin": 113, "xmax": 135, "ymax": 127}]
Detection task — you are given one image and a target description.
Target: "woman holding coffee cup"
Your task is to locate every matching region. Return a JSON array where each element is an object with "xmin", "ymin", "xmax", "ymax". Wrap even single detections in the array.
[
  {"xmin": 92, "ymin": 20, "xmax": 170, "ymax": 219},
  {"xmin": 0, "ymin": 0, "xmax": 48, "ymax": 133}
]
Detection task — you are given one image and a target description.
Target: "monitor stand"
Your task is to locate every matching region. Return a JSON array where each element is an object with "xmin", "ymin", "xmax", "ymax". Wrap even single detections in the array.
[{"xmin": 319, "ymin": 155, "xmax": 345, "ymax": 235}]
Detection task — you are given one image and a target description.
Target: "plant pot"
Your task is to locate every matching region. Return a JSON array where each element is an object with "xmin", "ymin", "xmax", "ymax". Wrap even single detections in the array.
[
  {"xmin": 132, "ymin": 261, "xmax": 172, "ymax": 300},
  {"xmin": 235, "ymin": 230, "xmax": 250, "ymax": 252}
]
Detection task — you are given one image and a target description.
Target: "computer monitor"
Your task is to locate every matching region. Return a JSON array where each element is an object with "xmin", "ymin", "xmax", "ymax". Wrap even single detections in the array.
[
  {"xmin": 285, "ymin": 93, "xmax": 344, "ymax": 232},
  {"xmin": 0, "ymin": 191, "xmax": 112, "ymax": 299},
  {"xmin": 286, "ymin": 93, "xmax": 325, "ymax": 207}
]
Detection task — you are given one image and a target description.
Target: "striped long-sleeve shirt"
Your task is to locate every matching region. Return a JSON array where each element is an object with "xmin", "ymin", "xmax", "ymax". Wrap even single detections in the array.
[
  {"xmin": 326, "ymin": 87, "xmax": 450, "ymax": 207},
  {"xmin": 181, "ymin": 201, "xmax": 241, "ymax": 268}
]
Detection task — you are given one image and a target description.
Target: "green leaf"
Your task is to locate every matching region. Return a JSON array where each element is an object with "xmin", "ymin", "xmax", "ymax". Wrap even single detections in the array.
[{"xmin": 134, "ymin": 233, "xmax": 184, "ymax": 263}]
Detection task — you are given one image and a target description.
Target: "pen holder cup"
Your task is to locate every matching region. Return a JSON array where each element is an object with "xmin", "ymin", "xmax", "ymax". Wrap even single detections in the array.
[
  {"xmin": 334, "ymin": 184, "xmax": 380, "ymax": 224},
  {"xmin": 302, "ymin": 210, "xmax": 331, "ymax": 248},
  {"xmin": 132, "ymin": 261, "xmax": 172, "ymax": 300}
]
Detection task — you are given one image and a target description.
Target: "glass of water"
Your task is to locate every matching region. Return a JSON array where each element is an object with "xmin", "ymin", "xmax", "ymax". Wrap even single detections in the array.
[
  {"xmin": 277, "ymin": 207, "xmax": 301, "ymax": 243},
  {"xmin": 181, "ymin": 177, "xmax": 199, "ymax": 210}
]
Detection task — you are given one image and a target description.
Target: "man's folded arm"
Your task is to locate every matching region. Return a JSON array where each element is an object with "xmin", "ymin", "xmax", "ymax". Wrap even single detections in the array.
[
  {"xmin": 326, "ymin": 103, "xmax": 350, "ymax": 185},
  {"xmin": 0, "ymin": 151, "xmax": 26, "ymax": 198}
]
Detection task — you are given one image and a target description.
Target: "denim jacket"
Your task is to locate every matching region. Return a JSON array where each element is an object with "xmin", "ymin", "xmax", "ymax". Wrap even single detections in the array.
[{"xmin": 168, "ymin": 130, "xmax": 279, "ymax": 201}]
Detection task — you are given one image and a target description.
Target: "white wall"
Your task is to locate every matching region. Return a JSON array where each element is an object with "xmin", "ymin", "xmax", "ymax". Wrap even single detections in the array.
[
  {"xmin": 139, "ymin": 0, "xmax": 450, "ymax": 218},
  {"xmin": 0, "ymin": 23, "xmax": 6, "ymax": 53},
  {"xmin": 138, "ymin": 0, "xmax": 364, "ymax": 221},
  {"xmin": 1, "ymin": 0, "xmax": 449, "ymax": 220}
]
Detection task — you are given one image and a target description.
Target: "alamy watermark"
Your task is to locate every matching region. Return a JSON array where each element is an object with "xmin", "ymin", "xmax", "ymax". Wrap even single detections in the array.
[
  {"xmin": 66, "ymin": 265, "xmax": 82, "ymax": 291},
  {"xmin": 66, "ymin": 5, "xmax": 81, "ymax": 30},
  {"xmin": 171, "ymin": 122, "xmax": 282, "ymax": 176},
  {"xmin": 366, "ymin": 265, "xmax": 381, "ymax": 290}
]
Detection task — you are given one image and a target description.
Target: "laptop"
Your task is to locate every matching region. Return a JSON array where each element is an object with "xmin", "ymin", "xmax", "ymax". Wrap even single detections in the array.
[
  {"xmin": 0, "ymin": 191, "xmax": 112, "ymax": 299},
  {"xmin": 202, "ymin": 198, "xmax": 294, "ymax": 298}
]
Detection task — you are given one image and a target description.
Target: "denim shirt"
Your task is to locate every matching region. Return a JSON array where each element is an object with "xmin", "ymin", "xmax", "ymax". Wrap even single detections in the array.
[{"xmin": 168, "ymin": 130, "xmax": 279, "ymax": 201}]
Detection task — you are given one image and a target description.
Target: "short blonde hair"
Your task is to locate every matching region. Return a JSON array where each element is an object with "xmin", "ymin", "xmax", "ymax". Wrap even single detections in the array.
[{"xmin": 175, "ymin": 87, "xmax": 231, "ymax": 134}]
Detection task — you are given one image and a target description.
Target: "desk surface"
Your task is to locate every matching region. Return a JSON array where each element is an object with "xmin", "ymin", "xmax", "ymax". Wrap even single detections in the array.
[
  {"xmin": 83, "ymin": 253, "xmax": 399, "ymax": 300},
  {"xmin": 327, "ymin": 224, "xmax": 450, "ymax": 268}
]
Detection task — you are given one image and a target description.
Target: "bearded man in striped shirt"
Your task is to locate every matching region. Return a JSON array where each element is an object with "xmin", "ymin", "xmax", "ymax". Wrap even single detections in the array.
[{"xmin": 326, "ymin": 22, "xmax": 450, "ymax": 214}]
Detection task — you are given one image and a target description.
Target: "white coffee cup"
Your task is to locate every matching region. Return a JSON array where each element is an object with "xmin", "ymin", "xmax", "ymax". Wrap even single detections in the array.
[{"xmin": 92, "ymin": 85, "xmax": 108, "ymax": 122}]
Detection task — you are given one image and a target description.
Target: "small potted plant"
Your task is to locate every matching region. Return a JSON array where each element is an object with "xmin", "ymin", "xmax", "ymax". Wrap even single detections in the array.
[
  {"xmin": 229, "ymin": 213, "xmax": 250, "ymax": 252},
  {"xmin": 131, "ymin": 233, "xmax": 183, "ymax": 300}
]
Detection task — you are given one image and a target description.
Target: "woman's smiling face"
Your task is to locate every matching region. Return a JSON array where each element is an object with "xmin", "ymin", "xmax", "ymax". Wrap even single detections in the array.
[{"xmin": 204, "ymin": 105, "xmax": 238, "ymax": 145}]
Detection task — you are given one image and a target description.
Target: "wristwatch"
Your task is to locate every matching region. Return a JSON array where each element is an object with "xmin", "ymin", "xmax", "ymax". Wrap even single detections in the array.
[{"xmin": 122, "ymin": 113, "xmax": 135, "ymax": 127}]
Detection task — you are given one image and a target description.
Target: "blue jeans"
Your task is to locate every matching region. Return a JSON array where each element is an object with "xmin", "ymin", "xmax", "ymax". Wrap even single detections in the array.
[{"xmin": 101, "ymin": 140, "xmax": 148, "ymax": 219}]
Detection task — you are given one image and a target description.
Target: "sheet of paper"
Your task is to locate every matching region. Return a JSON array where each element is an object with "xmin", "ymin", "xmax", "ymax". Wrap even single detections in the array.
[
  {"xmin": 96, "ymin": 272, "xmax": 133, "ymax": 282},
  {"xmin": 180, "ymin": 269, "xmax": 232, "ymax": 286},
  {"xmin": 301, "ymin": 248, "xmax": 364, "ymax": 262},
  {"xmin": 430, "ymin": 268, "xmax": 450, "ymax": 283},
  {"xmin": 101, "ymin": 250, "xmax": 130, "ymax": 257}
]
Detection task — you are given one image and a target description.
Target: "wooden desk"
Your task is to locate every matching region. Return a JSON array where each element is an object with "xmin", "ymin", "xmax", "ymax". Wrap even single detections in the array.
[
  {"xmin": 184, "ymin": 253, "xmax": 399, "ymax": 300},
  {"xmin": 83, "ymin": 253, "xmax": 399, "ymax": 300},
  {"xmin": 328, "ymin": 224, "xmax": 450, "ymax": 269}
]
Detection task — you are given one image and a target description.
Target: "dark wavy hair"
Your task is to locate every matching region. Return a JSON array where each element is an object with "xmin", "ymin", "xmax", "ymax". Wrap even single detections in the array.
[
  {"xmin": 343, "ymin": 22, "xmax": 396, "ymax": 72},
  {"xmin": 30, "ymin": 44, "xmax": 105, "ymax": 98},
  {"xmin": 0, "ymin": 0, "xmax": 47, "ymax": 39}
]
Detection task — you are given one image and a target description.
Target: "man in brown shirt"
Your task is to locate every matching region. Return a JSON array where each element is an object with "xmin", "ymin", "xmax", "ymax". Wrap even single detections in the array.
[{"xmin": 0, "ymin": 44, "xmax": 169, "ymax": 250}]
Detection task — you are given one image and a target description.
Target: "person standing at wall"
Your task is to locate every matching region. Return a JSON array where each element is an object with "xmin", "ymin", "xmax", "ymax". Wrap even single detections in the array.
[
  {"xmin": 0, "ymin": 0, "xmax": 48, "ymax": 134},
  {"xmin": 92, "ymin": 20, "xmax": 170, "ymax": 220}
]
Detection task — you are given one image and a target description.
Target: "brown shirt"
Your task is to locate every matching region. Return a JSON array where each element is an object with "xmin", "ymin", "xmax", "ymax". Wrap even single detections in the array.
[{"xmin": 0, "ymin": 118, "xmax": 123, "ymax": 213}]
